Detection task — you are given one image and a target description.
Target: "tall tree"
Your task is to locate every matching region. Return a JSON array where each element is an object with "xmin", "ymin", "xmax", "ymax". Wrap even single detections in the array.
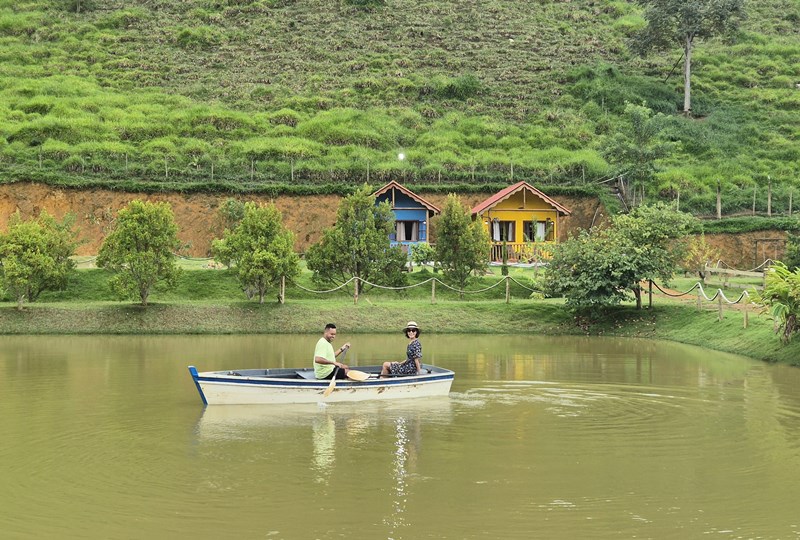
[
  {"xmin": 97, "ymin": 200, "xmax": 181, "ymax": 306},
  {"xmin": 604, "ymin": 102, "xmax": 673, "ymax": 203},
  {"xmin": 631, "ymin": 0, "xmax": 746, "ymax": 115},
  {"xmin": 434, "ymin": 194, "xmax": 491, "ymax": 294},
  {"xmin": 212, "ymin": 202, "xmax": 299, "ymax": 304},
  {"xmin": 305, "ymin": 184, "xmax": 407, "ymax": 296},
  {"xmin": 0, "ymin": 211, "xmax": 78, "ymax": 310}
]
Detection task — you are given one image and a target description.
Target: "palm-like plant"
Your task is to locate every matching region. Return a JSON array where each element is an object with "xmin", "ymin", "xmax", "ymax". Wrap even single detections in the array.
[{"xmin": 752, "ymin": 263, "xmax": 800, "ymax": 343}]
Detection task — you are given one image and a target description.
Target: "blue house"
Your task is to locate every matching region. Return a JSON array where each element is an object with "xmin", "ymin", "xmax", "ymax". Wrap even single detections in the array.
[{"xmin": 373, "ymin": 181, "xmax": 440, "ymax": 252}]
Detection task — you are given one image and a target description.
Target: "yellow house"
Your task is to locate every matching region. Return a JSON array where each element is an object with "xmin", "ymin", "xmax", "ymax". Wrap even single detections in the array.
[{"xmin": 471, "ymin": 181, "xmax": 571, "ymax": 263}]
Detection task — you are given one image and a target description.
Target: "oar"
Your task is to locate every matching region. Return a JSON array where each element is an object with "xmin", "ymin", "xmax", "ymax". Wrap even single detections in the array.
[{"xmin": 322, "ymin": 348, "xmax": 348, "ymax": 398}]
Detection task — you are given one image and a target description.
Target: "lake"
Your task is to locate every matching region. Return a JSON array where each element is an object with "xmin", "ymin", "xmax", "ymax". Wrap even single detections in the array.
[{"xmin": 2, "ymin": 334, "xmax": 800, "ymax": 539}]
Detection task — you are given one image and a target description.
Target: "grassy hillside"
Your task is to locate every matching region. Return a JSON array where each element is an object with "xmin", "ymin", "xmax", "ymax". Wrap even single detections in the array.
[{"xmin": 0, "ymin": 0, "xmax": 798, "ymax": 213}]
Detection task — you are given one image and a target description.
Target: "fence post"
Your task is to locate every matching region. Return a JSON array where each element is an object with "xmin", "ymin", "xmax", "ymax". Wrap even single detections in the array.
[
  {"xmin": 648, "ymin": 280, "xmax": 653, "ymax": 309},
  {"xmin": 743, "ymin": 301, "xmax": 748, "ymax": 329},
  {"xmin": 697, "ymin": 287, "xmax": 702, "ymax": 310},
  {"xmin": 279, "ymin": 276, "xmax": 285, "ymax": 304},
  {"xmin": 431, "ymin": 279, "xmax": 436, "ymax": 305},
  {"xmin": 505, "ymin": 276, "xmax": 510, "ymax": 304},
  {"xmin": 718, "ymin": 293, "xmax": 723, "ymax": 321},
  {"xmin": 354, "ymin": 277, "xmax": 359, "ymax": 305}
]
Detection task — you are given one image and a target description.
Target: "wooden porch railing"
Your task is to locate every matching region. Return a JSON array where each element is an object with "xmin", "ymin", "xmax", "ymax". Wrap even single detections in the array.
[{"xmin": 490, "ymin": 242, "xmax": 554, "ymax": 263}]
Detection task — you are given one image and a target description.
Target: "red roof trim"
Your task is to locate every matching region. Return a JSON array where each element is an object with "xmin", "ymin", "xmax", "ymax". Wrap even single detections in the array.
[
  {"xmin": 470, "ymin": 181, "xmax": 571, "ymax": 216},
  {"xmin": 372, "ymin": 180, "xmax": 441, "ymax": 214}
]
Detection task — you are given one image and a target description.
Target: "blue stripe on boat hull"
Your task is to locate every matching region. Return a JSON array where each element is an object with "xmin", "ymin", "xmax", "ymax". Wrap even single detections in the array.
[
  {"xmin": 194, "ymin": 373, "xmax": 453, "ymax": 388},
  {"xmin": 188, "ymin": 366, "xmax": 208, "ymax": 405}
]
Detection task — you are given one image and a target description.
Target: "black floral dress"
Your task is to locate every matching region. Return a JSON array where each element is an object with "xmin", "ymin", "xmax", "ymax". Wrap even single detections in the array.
[{"xmin": 391, "ymin": 339, "xmax": 422, "ymax": 375}]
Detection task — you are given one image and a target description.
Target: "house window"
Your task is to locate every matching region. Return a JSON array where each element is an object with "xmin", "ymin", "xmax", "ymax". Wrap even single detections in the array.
[
  {"xmin": 523, "ymin": 220, "xmax": 554, "ymax": 242},
  {"xmin": 396, "ymin": 221, "xmax": 419, "ymax": 242},
  {"xmin": 491, "ymin": 220, "xmax": 515, "ymax": 242}
]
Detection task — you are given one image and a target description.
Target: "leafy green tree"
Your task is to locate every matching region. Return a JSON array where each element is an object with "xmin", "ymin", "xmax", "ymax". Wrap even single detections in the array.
[
  {"xmin": 612, "ymin": 203, "xmax": 695, "ymax": 308},
  {"xmin": 545, "ymin": 229, "xmax": 628, "ymax": 311},
  {"xmin": 546, "ymin": 203, "xmax": 694, "ymax": 311},
  {"xmin": 211, "ymin": 202, "xmax": 299, "ymax": 304},
  {"xmin": 604, "ymin": 102, "xmax": 673, "ymax": 203},
  {"xmin": 434, "ymin": 194, "xmax": 490, "ymax": 293},
  {"xmin": 631, "ymin": 0, "xmax": 746, "ymax": 115},
  {"xmin": 0, "ymin": 211, "xmax": 78, "ymax": 310},
  {"xmin": 97, "ymin": 200, "xmax": 181, "ymax": 306},
  {"xmin": 305, "ymin": 185, "xmax": 407, "ymax": 296},
  {"xmin": 752, "ymin": 262, "xmax": 800, "ymax": 343}
]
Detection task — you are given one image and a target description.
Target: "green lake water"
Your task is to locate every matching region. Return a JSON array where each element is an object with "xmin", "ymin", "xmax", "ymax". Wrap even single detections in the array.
[{"xmin": 2, "ymin": 334, "xmax": 800, "ymax": 539}]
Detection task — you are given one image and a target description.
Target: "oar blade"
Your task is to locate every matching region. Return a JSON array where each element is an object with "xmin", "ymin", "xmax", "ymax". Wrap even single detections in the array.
[
  {"xmin": 322, "ymin": 377, "xmax": 336, "ymax": 397},
  {"xmin": 346, "ymin": 369, "xmax": 370, "ymax": 382}
]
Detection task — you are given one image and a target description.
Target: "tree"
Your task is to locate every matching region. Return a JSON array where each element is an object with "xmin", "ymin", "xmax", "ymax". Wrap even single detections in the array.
[
  {"xmin": 0, "ymin": 211, "xmax": 78, "ymax": 310},
  {"xmin": 212, "ymin": 202, "xmax": 300, "ymax": 304},
  {"xmin": 97, "ymin": 200, "xmax": 181, "ymax": 306},
  {"xmin": 433, "ymin": 194, "xmax": 490, "ymax": 293},
  {"xmin": 546, "ymin": 203, "xmax": 694, "ymax": 311},
  {"xmin": 604, "ymin": 102, "xmax": 673, "ymax": 203},
  {"xmin": 611, "ymin": 203, "xmax": 695, "ymax": 308},
  {"xmin": 752, "ymin": 262, "xmax": 800, "ymax": 343},
  {"xmin": 305, "ymin": 185, "xmax": 407, "ymax": 296},
  {"xmin": 631, "ymin": 0, "xmax": 746, "ymax": 115},
  {"xmin": 545, "ymin": 229, "xmax": 630, "ymax": 311}
]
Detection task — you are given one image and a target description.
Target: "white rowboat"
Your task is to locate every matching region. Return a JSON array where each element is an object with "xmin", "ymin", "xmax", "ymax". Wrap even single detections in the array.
[{"xmin": 188, "ymin": 364, "xmax": 454, "ymax": 405}]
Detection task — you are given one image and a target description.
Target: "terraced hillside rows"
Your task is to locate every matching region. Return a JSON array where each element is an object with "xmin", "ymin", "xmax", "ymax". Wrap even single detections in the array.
[{"xmin": 0, "ymin": 0, "xmax": 798, "ymax": 214}]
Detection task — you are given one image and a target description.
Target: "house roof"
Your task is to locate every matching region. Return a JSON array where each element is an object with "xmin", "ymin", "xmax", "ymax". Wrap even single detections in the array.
[
  {"xmin": 372, "ymin": 180, "xmax": 441, "ymax": 214},
  {"xmin": 471, "ymin": 181, "xmax": 571, "ymax": 216}
]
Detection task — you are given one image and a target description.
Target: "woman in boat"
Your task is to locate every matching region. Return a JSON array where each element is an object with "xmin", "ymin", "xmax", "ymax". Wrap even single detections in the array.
[{"xmin": 381, "ymin": 321, "xmax": 422, "ymax": 376}]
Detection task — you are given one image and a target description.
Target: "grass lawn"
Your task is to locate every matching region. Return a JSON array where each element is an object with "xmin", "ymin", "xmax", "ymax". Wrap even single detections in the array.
[{"xmin": 2, "ymin": 264, "xmax": 799, "ymax": 365}]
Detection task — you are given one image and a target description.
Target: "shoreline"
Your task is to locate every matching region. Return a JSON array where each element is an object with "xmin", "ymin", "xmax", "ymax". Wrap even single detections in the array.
[{"xmin": 2, "ymin": 299, "xmax": 798, "ymax": 366}]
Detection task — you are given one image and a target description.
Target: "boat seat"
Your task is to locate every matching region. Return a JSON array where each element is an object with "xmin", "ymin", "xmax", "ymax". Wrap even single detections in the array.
[{"xmin": 296, "ymin": 370, "xmax": 318, "ymax": 380}]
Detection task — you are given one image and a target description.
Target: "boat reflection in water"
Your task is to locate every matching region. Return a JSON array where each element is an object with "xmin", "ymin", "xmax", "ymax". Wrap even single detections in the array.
[{"xmin": 194, "ymin": 397, "xmax": 452, "ymax": 536}]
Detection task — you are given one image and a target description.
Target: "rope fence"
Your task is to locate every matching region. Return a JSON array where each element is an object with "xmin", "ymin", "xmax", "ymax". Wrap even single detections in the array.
[
  {"xmin": 648, "ymin": 279, "xmax": 757, "ymax": 327},
  {"xmin": 711, "ymin": 258, "xmax": 776, "ymax": 273},
  {"xmin": 74, "ymin": 249, "xmax": 767, "ymax": 328},
  {"xmin": 277, "ymin": 274, "xmax": 542, "ymax": 305}
]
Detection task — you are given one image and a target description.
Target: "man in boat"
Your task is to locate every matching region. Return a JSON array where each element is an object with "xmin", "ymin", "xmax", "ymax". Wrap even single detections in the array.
[{"xmin": 314, "ymin": 323, "xmax": 351, "ymax": 379}]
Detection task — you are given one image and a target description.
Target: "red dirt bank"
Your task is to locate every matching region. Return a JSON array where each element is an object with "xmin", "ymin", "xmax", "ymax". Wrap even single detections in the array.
[
  {"xmin": 0, "ymin": 182, "xmax": 785, "ymax": 267},
  {"xmin": 0, "ymin": 182, "xmax": 603, "ymax": 257}
]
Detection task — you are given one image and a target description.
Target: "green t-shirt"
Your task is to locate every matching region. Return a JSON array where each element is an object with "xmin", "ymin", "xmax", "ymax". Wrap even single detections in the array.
[{"xmin": 314, "ymin": 337, "xmax": 336, "ymax": 379}]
